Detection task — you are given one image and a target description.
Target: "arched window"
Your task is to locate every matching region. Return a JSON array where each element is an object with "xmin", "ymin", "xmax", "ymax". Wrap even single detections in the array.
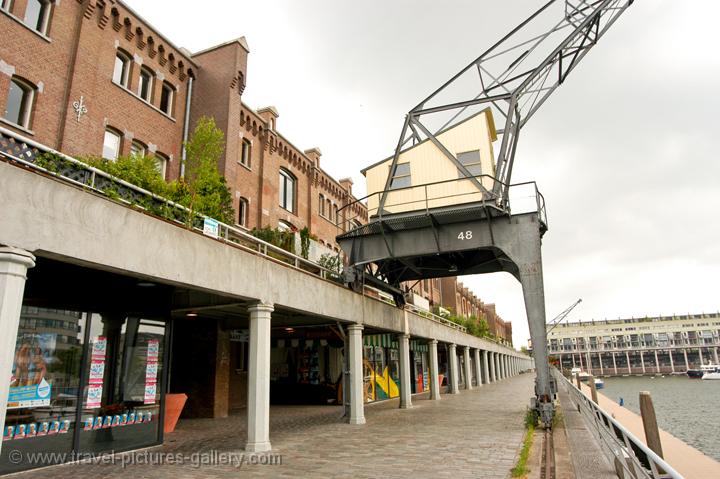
[
  {"xmin": 102, "ymin": 128, "xmax": 122, "ymax": 160},
  {"xmin": 237, "ymin": 197, "xmax": 249, "ymax": 227},
  {"xmin": 130, "ymin": 140, "xmax": 146, "ymax": 158},
  {"xmin": 138, "ymin": 66, "xmax": 154, "ymax": 101},
  {"xmin": 160, "ymin": 81, "xmax": 175, "ymax": 116},
  {"xmin": 3, "ymin": 77, "xmax": 35, "ymax": 129},
  {"xmin": 278, "ymin": 168, "xmax": 296, "ymax": 213},
  {"xmin": 154, "ymin": 151, "xmax": 169, "ymax": 178},
  {"xmin": 24, "ymin": 0, "xmax": 51, "ymax": 35},
  {"xmin": 113, "ymin": 49, "xmax": 132, "ymax": 88},
  {"xmin": 278, "ymin": 220, "xmax": 294, "ymax": 232}
]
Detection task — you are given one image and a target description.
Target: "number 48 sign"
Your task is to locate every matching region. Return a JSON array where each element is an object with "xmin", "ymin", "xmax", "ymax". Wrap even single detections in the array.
[{"xmin": 457, "ymin": 230, "xmax": 473, "ymax": 241}]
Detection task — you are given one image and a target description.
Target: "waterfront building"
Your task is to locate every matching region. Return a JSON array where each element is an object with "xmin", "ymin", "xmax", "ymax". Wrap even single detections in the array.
[{"xmin": 548, "ymin": 313, "xmax": 720, "ymax": 376}]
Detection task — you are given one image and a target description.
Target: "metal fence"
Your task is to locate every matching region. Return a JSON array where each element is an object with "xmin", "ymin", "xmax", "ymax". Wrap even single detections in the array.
[{"xmin": 555, "ymin": 369, "xmax": 684, "ymax": 479}]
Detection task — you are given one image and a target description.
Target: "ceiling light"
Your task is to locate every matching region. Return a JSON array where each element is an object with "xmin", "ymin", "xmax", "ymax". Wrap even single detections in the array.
[
  {"xmin": 137, "ymin": 281, "xmax": 156, "ymax": 287},
  {"xmin": 186, "ymin": 312, "xmax": 198, "ymax": 318}
]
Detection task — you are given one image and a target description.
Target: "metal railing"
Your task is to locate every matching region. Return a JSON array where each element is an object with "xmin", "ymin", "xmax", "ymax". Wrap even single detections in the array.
[
  {"xmin": 0, "ymin": 126, "xmax": 490, "ymax": 340},
  {"xmin": 555, "ymin": 369, "xmax": 684, "ymax": 479},
  {"xmin": 336, "ymin": 173, "xmax": 548, "ymax": 234}
]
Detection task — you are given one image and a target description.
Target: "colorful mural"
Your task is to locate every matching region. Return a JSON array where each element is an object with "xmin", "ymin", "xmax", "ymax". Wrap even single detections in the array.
[{"xmin": 364, "ymin": 359, "xmax": 399, "ymax": 401}]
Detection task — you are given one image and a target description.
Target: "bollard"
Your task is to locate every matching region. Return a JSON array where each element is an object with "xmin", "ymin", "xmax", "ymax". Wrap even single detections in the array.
[
  {"xmin": 588, "ymin": 374, "xmax": 598, "ymax": 404},
  {"xmin": 639, "ymin": 391, "xmax": 664, "ymax": 458}
]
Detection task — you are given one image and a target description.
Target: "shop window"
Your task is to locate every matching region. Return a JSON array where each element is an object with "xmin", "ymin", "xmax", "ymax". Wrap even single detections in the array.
[
  {"xmin": 102, "ymin": 128, "xmax": 122, "ymax": 161},
  {"xmin": 154, "ymin": 151, "xmax": 168, "ymax": 178},
  {"xmin": 389, "ymin": 162, "xmax": 411, "ymax": 190},
  {"xmin": 3, "ymin": 77, "xmax": 35, "ymax": 129},
  {"xmin": 138, "ymin": 67, "xmax": 154, "ymax": 102},
  {"xmin": 113, "ymin": 50, "xmax": 132, "ymax": 88},
  {"xmin": 457, "ymin": 150, "xmax": 482, "ymax": 178},
  {"xmin": 159, "ymin": 81, "xmax": 174, "ymax": 116},
  {"xmin": 240, "ymin": 138, "xmax": 251, "ymax": 168},
  {"xmin": 237, "ymin": 197, "xmax": 248, "ymax": 227},
  {"xmin": 279, "ymin": 168, "xmax": 295, "ymax": 213},
  {"xmin": 130, "ymin": 140, "xmax": 146, "ymax": 158},
  {"xmin": 24, "ymin": 0, "xmax": 51, "ymax": 35}
]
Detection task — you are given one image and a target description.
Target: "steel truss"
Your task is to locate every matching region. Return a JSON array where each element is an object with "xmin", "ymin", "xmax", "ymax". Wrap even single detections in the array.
[{"xmin": 378, "ymin": 0, "xmax": 634, "ymax": 214}]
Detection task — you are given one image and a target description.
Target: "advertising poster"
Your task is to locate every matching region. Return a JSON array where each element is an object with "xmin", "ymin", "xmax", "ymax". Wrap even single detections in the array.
[
  {"xmin": 143, "ymin": 383, "xmax": 157, "ymax": 405},
  {"xmin": 91, "ymin": 336, "xmax": 107, "ymax": 360},
  {"xmin": 88, "ymin": 360, "xmax": 105, "ymax": 384},
  {"xmin": 86, "ymin": 384, "xmax": 103, "ymax": 408},
  {"xmin": 144, "ymin": 339, "xmax": 159, "ymax": 405},
  {"xmin": 8, "ymin": 333, "xmax": 56, "ymax": 409}
]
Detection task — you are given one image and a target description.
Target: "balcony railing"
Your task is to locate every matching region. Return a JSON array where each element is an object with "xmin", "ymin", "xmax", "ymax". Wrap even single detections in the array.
[{"xmin": 0, "ymin": 126, "xmax": 483, "ymax": 339}]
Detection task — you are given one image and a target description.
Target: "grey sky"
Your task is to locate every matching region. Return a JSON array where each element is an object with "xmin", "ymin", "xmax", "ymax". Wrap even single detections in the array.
[{"xmin": 126, "ymin": 0, "xmax": 720, "ymax": 348}]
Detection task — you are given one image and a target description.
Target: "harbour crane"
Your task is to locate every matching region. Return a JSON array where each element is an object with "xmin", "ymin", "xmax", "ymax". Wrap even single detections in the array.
[
  {"xmin": 337, "ymin": 0, "xmax": 635, "ymax": 426},
  {"xmin": 547, "ymin": 298, "xmax": 582, "ymax": 334}
]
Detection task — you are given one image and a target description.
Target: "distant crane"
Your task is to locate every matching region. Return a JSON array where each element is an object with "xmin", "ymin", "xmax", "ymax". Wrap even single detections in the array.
[{"xmin": 547, "ymin": 299, "xmax": 582, "ymax": 334}]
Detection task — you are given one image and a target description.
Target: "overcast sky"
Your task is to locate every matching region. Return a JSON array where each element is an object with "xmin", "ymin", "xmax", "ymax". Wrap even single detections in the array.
[{"xmin": 126, "ymin": 0, "xmax": 720, "ymax": 348}]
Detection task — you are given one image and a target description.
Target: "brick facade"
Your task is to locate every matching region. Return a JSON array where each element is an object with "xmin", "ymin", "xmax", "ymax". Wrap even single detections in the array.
[{"xmin": 0, "ymin": 0, "xmax": 366, "ymax": 249}]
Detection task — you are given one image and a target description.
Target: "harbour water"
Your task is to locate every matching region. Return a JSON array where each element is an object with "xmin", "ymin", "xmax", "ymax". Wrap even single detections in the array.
[{"xmin": 600, "ymin": 375, "xmax": 720, "ymax": 461}]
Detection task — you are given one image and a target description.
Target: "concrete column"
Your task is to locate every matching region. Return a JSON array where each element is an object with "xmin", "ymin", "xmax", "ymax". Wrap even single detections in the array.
[
  {"xmin": 0, "ymin": 247, "xmax": 36, "ymax": 458},
  {"xmin": 463, "ymin": 346, "xmax": 472, "ymax": 390},
  {"xmin": 495, "ymin": 353, "xmax": 502, "ymax": 380},
  {"xmin": 640, "ymin": 351, "xmax": 646, "ymax": 374},
  {"xmin": 571, "ymin": 353, "xmax": 576, "ymax": 368},
  {"xmin": 246, "ymin": 302, "xmax": 274, "ymax": 452},
  {"xmin": 474, "ymin": 349, "xmax": 482, "ymax": 387},
  {"xmin": 429, "ymin": 339, "xmax": 441, "ymax": 400},
  {"xmin": 713, "ymin": 347, "xmax": 718, "ymax": 365},
  {"xmin": 654, "ymin": 350, "xmax": 660, "ymax": 373},
  {"xmin": 598, "ymin": 352, "xmax": 604, "ymax": 375},
  {"xmin": 683, "ymin": 349, "xmax": 689, "ymax": 370},
  {"xmin": 449, "ymin": 343, "xmax": 459, "ymax": 393},
  {"xmin": 347, "ymin": 324, "xmax": 366, "ymax": 424},
  {"xmin": 669, "ymin": 349, "xmax": 675, "ymax": 373},
  {"xmin": 626, "ymin": 351, "xmax": 631, "ymax": 374},
  {"xmin": 482, "ymin": 350, "xmax": 490, "ymax": 384},
  {"xmin": 398, "ymin": 334, "xmax": 412, "ymax": 409},
  {"xmin": 489, "ymin": 352, "xmax": 496, "ymax": 382},
  {"xmin": 699, "ymin": 348, "xmax": 704, "ymax": 366},
  {"xmin": 612, "ymin": 352, "xmax": 618, "ymax": 375}
]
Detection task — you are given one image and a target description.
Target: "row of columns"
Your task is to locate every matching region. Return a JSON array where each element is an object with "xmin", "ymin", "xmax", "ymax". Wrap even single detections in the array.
[
  {"xmin": 560, "ymin": 348, "xmax": 720, "ymax": 375},
  {"xmin": 0, "ymin": 246, "xmax": 535, "ymax": 457}
]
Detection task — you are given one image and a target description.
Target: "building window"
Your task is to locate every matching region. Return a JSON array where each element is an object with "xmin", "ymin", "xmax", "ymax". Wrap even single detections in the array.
[
  {"xmin": 113, "ymin": 50, "xmax": 132, "ymax": 88},
  {"xmin": 389, "ymin": 162, "xmax": 411, "ymax": 190},
  {"xmin": 102, "ymin": 128, "xmax": 122, "ymax": 160},
  {"xmin": 154, "ymin": 152, "xmax": 168, "ymax": 178},
  {"xmin": 24, "ymin": 0, "xmax": 51, "ymax": 35},
  {"xmin": 237, "ymin": 197, "xmax": 248, "ymax": 227},
  {"xmin": 240, "ymin": 138, "xmax": 251, "ymax": 168},
  {"xmin": 138, "ymin": 67, "xmax": 154, "ymax": 102},
  {"xmin": 3, "ymin": 77, "xmax": 35, "ymax": 129},
  {"xmin": 159, "ymin": 81, "xmax": 175, "ymax": 116},
  {"xmin": 130, "ymin": 140, "xmax": 146, "ymax": 158},
  {"xmin": 278, "ymin": 220, "xmax": 293, "ymax": 233},
  {"xmin": 457, "ymin": 150, "xmax": 482, "ymax": 178},
  {"xmin": 279, "ymin": 168, "xmax": 296, "ymax": 213},
  {"xmin": 326, "ymin": 199, "xmax": 332, "ymax": 221},
  {"xmin": 1, "ymin": 0, "xmax": 12, "ymax": 12},
  {"xmin": 334, "ymin": 204, "xmax": 339, "ymax": 225},
  {"xmin": 319, "ymin": 194, "xmax": 325, "ymax": 217}
]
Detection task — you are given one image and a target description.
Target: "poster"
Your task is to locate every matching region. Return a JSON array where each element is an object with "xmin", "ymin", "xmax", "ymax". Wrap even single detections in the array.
[
  {"xmin": 144, "ymin": 339, "xmax": 159, "ymax": 404},
  {"xmin": 7, "ymin": 378, "xmax": 52, "ymax": 409},
  {"xmin": 145, "ymin": 361, "xmax": 158, "ymax": 381},
  {"xmin": 203, "ymin": 217, "xmax": 219, "ymax": 238},
  {"xmin": 143, "ymin": 384, "xmax": 157, "ymax": 405},
  {"xmin": 86, "ymin": 384, "xmax": 103, "ymax": 408},
  {"xmin": 147, "ymin": 340, "xmax": 160, "ymax": 361},
  {"xmin": 91, "ymin": 336, "xmax": 107, "ymax": 360},
  {"xmin": 88, "ymin": 360, "xmax": 105, "ymax": 384},
  {"xmin": 8, "ymin": 333, "xmax": 55, "ymax": 409}
]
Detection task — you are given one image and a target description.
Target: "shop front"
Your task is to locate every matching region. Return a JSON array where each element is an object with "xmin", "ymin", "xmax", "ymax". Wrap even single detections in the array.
[
  {"xmin": 362, "ymin": 335, "xmax": 431, "ymax": 402},
  {"xmin": 0, "ymin": 259, "xmax": 171, "ymax": 475}
]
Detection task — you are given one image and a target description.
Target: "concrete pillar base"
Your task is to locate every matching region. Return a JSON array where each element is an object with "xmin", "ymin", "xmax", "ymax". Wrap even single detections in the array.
[{"xmin": 245, "ymin": 441, "xmax": 272, "ymax": 453}]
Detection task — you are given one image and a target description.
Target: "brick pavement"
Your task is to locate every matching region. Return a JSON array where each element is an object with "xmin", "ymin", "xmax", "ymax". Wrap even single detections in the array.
[{"xmin": 11, "ymin": 374, "xmax": 534, "ymax": 479}]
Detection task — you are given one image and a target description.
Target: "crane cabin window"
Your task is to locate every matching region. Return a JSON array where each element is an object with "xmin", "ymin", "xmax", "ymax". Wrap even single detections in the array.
[
  {"xmin": 389, "ymin": 163, "xmax": 411, "ymax": 190},
  {"xmin": 457, "ymin": 150, "xmax": 482, "ymax": 178}
]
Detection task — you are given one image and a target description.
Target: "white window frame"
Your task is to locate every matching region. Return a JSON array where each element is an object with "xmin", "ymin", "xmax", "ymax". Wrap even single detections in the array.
[
  {"xmin": 130, "ymin": 140, "xmax": 146, "ymax": 158},
  {"xmin": 154, "ymin": 152, "xmax": 168, "ymax": 178},
  {"xmin": 237, "ymin": 197, "xmax": 249, "ymax": 227},
  {"xmin": 1, "ymin": 0, "xmax": 13, "ymax": 12},
  {"xmin": 159, "ymin": 81, "xmax": 175, "ymax": 117},
  {"xmin": 102, "ymin": 128, "xmax": 122, "ymax": 161},
  {"xmin": 319, "ymin": 193, "xmax": 325, "ymax": 217},
  {"xmin": 240, "ymin": 137, "xmax": 251, "ymax": 168},
  {"xmin": 138, "ymin": 66, "xmax": 154, "ymax": 102},
  {"xmin": 24, "ymin": 0, "xmax": 51, "ymax": 36},
  {"xmin": 279, "ymin": 168, "xmax": 296, "ymax": 213},
  {"xmin": 389, "ymin": 162, "xmax": 411, "ymax": 190},
  {"xmin": 113, "ymin": 50, "xmax": 132, "ymax": 88},
  {"xmin": 4, "ymin": 77, "xmax": 35, "ymax": 129}
]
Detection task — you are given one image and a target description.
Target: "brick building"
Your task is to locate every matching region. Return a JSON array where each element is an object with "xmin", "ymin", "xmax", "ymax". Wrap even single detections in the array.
[{"xmin": 0, "ymin": 0, "xmax": 366, "ymax": 251}]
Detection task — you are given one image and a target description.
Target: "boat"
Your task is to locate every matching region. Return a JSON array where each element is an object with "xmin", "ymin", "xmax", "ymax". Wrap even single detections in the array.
[
  {"xmin": 701, "ymin": 365, "xmax": 720, "ymax": 380},
  {"xmin": 594, "ymin": 378, "xmax": 605, "ymax": 389},
  {"xmin": 688, "ymin": 364, "xmax": 719, "ymax": 379}
]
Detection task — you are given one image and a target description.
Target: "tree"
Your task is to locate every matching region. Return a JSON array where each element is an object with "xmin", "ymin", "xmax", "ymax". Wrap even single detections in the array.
[{"xmin": 175, "ymin": 116, "xmax": 234, "ymax": 224}]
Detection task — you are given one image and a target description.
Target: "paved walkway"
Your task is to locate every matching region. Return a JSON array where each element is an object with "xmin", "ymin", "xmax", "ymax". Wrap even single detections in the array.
[{"xmin": 11, "ymin": 374, "xmax": 534, "ymax": 479}]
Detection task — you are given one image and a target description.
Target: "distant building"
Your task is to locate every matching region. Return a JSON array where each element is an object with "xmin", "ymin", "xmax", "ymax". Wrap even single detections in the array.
[{"xmin": 548, "ymin": 313, "xmax": 720, "ymax": 375}]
